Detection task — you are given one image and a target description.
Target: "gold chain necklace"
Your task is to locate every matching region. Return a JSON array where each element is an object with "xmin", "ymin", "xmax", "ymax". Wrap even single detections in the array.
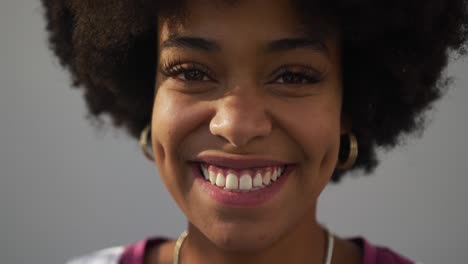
[{"xmin": 173, "ymin": 229, "xmax": 334, "ymax": 264}]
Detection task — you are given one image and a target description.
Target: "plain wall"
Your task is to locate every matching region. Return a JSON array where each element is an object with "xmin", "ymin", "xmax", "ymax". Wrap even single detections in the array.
[{"xmin": 1, "ymin": 1, "xmax": 467, "ymax": 263}]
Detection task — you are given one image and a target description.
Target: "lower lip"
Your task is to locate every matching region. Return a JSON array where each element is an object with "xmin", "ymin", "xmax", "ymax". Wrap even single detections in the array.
[{"xmin": 191, "ymin": 163, "xmax": 294, "ymax": 208}]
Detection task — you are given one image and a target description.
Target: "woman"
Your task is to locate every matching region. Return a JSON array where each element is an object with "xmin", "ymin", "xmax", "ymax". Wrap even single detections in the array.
[{"xmin": 42, "ymin": 0, "xmax": 467, "ymax": 263}]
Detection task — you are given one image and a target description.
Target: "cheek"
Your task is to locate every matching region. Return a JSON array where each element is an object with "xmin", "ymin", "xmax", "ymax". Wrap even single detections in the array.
[
  {"xmin": 152, "ymin": 91, "xmax": 189, "ymax": 163},
  {"xmin": 308, "ymin": 113, "xmax": 341, "ymax": 178},
  {"xmin": 150, "ymin": 91, "xmax": 204, "ymax": 210},
  {"xmin": 281, "ymin": 99, "xmax": 341, "ymax": 185},
  {"xmin": 152, "ymin": 93, "xmax": 180, "ymax": 157},
  {"xmin": 284, "ymin": 101, "xmax": 341, "ymax": 157},
  {"xmin": 151, "ymin": 90, "xmax": 212, "ymax": 164}
]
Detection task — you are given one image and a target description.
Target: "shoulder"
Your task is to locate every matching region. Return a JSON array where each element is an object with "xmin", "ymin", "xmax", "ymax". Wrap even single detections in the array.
[
  {"xmin": 349, "ymin": 237, "xmax": 423, "ymax": 264},
  {"xmin": 66, "ymin": 246, "xmax": 125, "ymax": 264},
  {"xmin": 373, "ymin": 246, "xmax": 420, "ymax": 264},
  {"xmin": 66, "ymin": 237, "xmax": 169, "ymax": 264}
]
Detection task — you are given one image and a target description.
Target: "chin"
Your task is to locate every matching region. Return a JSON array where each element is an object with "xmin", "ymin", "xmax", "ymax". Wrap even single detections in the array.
[
  {"xmin": 200, "ymin": 219, "xmax": 286, "ymax": 252},
  {"xmin": 212, "ymin": 231, "xmax": 279, "ymax": 252}
]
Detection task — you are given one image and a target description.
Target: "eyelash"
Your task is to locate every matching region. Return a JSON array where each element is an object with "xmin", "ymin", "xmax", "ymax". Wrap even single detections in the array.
[
  {"xmin": 159, "ymin": 59, "xmax": 324, "ymax": 84},
  {"xmin": 269, "ymin": 65, "xmax": 324, "ymax": 85},
  {"xmin": 159, "ymin": 59, "xmax": 214, "ymax": 81}
]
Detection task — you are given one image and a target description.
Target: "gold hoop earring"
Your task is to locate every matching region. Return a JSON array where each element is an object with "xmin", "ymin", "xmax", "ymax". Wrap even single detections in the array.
[
  {"xmin": 336, "ymin": 133, "xmax": 358, "ymax": 170},
  {"xmin": 139, "ymin": 124, "xmax": 154, "ymax": 161}
]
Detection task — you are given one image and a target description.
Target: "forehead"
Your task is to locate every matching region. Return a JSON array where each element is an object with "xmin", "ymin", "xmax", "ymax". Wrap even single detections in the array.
[{"xmin": 158, "ymin": 0, "xmax": 335, "ymax": 42}]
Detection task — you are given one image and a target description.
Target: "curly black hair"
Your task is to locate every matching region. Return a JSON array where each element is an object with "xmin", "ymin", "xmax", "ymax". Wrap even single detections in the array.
[{"xmin": 41, "ymin": 0, "xmax": 468, "ymax": 182}]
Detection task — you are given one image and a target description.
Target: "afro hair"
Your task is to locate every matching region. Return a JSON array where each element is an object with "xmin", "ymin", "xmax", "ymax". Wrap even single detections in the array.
[{"xmin": 41, "ymin": 0, "xmax": 468, "ymax": 182}]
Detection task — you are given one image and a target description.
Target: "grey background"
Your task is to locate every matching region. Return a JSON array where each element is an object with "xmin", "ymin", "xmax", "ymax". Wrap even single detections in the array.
[{"xmin": 1, "ymin": 1, "xmax": 467, "ymax": 264}]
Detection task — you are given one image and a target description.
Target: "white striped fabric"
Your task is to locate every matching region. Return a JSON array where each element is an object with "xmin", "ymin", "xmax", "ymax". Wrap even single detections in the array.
[{"xmin": 66, "ymin": 246, "xmax": 125, "ymax": 264}]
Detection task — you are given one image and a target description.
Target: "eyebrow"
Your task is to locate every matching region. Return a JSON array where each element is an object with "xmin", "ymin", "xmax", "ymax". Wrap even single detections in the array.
[
  {"xmin": 267, "ymin": 38, "xmax": 329, "ymax": 57},
  {"xmin": 161, "ymin": 35, "xmax": 221, "ymax": 52},
  {"xmin": 161, "ymin": 35, "xmax": 329, "ymax": 57}
]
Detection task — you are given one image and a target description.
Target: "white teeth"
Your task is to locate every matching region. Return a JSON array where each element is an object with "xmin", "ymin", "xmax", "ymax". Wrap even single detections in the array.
[
  {"xmin": 253, "ymin": 173, "xmax": 263, "ymax": 187},
  {"xmin": 201, "ymin": 164, "xmax": 288, "ymax": 191},
  {"xmin": 215, "ymin": 173, "xmax": 225, "ymax": 187},
  {"xmin": 209, "ymin": 170, "xmax": 216, "ymax": 184},
  {"xmin": 263, "ymin": 171, "xmax": 271, "ymax": 185},
  {"xmin": 271, "ymin": 169, "xmax": 278, "ymax": 181},
  {"xmin": 225, "ymin": 173, "xmax": 238, "ymax": 190},
  {"xmin": 201, "ymin": 165, "xmax": 209, "ymax": 180},
  {"xmin": 239, "ymin": 174, "xmax": 253, "ymax": 191}
]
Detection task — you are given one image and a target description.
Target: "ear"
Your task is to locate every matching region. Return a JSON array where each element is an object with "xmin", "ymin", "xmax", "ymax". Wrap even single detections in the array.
[{"xmin": 340, "ymin": 114, "xmax": 352, "ymax": 135}]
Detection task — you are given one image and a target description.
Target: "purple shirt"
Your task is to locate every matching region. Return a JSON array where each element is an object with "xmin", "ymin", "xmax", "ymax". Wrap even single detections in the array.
[{"xmin": 118, "ymin": 237, "xmax": 415, "ymax": 264}]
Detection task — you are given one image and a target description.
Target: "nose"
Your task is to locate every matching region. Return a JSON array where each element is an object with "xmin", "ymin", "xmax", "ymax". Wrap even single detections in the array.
[{"xmin": 209, "ymin": 88, "xmax": 272, "ymax": 147}]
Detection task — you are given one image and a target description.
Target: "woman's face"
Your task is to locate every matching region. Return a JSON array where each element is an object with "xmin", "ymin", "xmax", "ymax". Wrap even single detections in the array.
[{"xmin": 152, "ymin": 0, "xmax": 343, "ymax": 251}]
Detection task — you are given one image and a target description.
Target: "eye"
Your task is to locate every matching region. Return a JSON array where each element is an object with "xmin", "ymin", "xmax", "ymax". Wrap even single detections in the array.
[
  {"xmin": 159, "ymin": 61, "xmax": 213, "ymax": 82},
  {"xmin": 177, "ymin": 67, "xmax": 210, "ymax": 81},
  {"xmin": 276, "ymin": 72, "xmax": 316, "ymax": 84},
  {"xmin": 270, "ymin": 66, "xmax": 323, "ymax": 85}
]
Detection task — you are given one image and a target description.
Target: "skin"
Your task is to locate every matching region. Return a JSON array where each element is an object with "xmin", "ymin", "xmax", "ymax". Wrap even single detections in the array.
[{"xmin": 149, "ymin": 0, "xmax": 361, "ymax": 263}]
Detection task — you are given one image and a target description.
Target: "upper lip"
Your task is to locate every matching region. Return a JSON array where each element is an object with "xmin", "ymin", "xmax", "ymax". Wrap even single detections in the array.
[{"xmin": 192, "ymin": 155, "xmax": 290, "ymax": 169}]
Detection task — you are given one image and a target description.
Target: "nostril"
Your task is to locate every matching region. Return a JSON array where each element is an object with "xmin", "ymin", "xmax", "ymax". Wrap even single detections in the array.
[{"xmin": 209, "ymin": 104, "xmax": 272, "ymax": 147}]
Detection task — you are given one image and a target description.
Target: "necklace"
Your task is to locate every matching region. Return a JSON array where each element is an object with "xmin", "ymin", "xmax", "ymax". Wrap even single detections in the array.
[{"xmin": 173, "ymin": 229, "xmax": 334, "ymax": 264}]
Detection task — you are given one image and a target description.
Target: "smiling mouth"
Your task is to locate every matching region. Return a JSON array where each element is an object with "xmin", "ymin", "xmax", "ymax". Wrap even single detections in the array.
[{"xmin": 198, "ymin": 163, "xmax": 288, "ymax": 192}]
